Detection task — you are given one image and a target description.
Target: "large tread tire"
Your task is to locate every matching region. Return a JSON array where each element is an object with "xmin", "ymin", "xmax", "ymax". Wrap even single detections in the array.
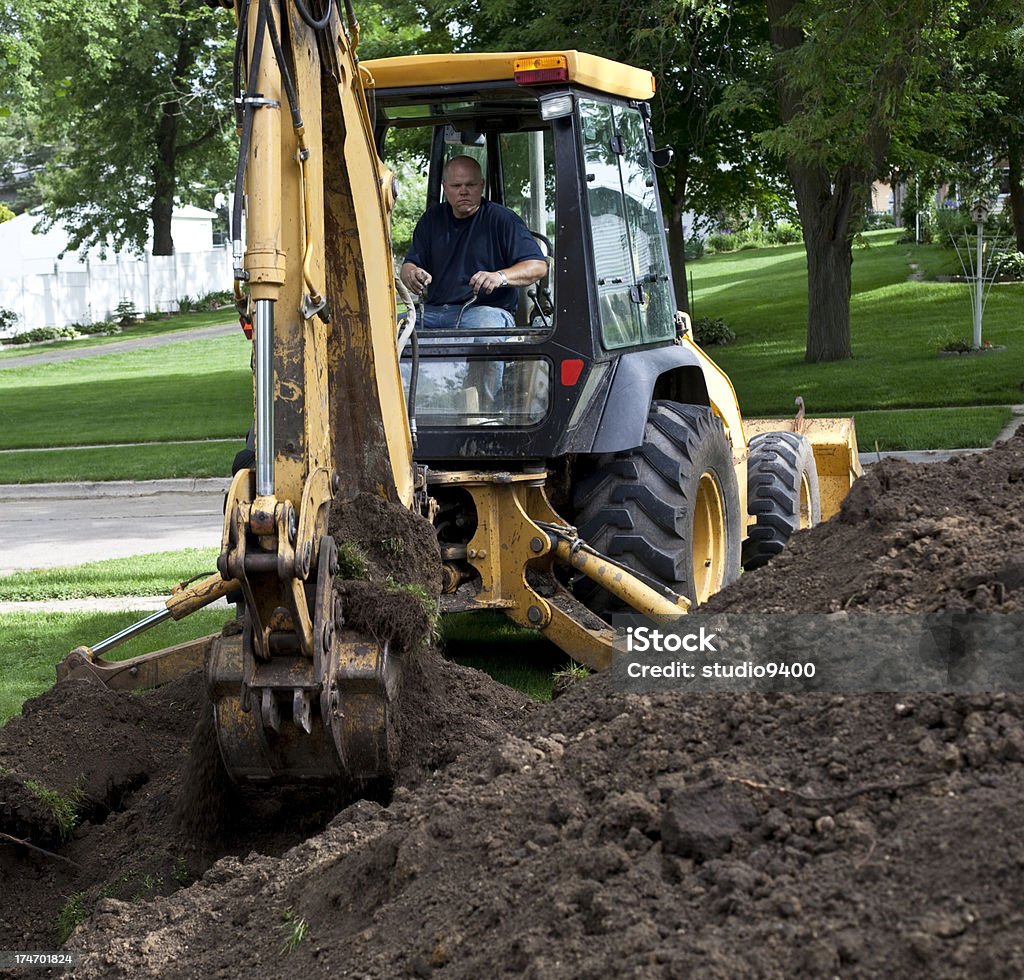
[
  {"xmin": 742, "ymin": 430, "xmax": 821, "ymax": 571},
  {"xmin": 573, "ymin": 401, "xmax": 742, "ymax": 608}
]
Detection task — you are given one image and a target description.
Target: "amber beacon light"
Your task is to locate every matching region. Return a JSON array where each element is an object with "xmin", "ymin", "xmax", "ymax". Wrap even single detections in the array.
[{"xmin": 514, "ymin": 55, "xmax": 569, "ymax": 84}]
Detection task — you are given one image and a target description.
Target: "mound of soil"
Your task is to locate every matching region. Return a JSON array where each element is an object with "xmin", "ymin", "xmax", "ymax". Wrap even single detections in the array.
[
  {"xmin": 706, "ymin": 435, "xmax": 1024, "ymax": 615},
  {"xmin": 2, "ymin": 433, "xmax": 1023, "ymax": 977}
]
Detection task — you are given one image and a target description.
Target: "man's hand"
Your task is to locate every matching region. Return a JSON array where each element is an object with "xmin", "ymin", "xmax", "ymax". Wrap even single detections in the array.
[
  {"xmin": 400, "ymin": 262, "xmax": 432, "ymax": 296},
  {"xmin": 469, "ymin": 269, "xmax": 507, "ymax": 295},
  {"xmin": 470, "ymin": 259, "xmax": 547, "ymax": 295}
]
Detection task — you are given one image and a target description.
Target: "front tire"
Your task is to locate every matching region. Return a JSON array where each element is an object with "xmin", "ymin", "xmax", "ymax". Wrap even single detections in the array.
[
  {"xmin": 574, "ymin": 402, "xmax": 742, "ymax": 607},
  {"xmin": 742, "ymin": 430, "xmax": 821, "ymax": 571}
]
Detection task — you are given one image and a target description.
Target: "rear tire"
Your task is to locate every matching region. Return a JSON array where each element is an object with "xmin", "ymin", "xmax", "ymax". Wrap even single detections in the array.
[
  {"xmin": 574, "ymin": 401, "xmax": 742, "ymax": 607},
  {"xmin": 742, "ymin": 431, "xmax": 821, "ymax": 571}
]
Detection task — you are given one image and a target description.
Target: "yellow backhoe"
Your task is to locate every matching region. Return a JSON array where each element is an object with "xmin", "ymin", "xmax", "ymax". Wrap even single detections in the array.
[{"xmin": 59, "ymin": 0, "xmax": 860, "ymax": 787}]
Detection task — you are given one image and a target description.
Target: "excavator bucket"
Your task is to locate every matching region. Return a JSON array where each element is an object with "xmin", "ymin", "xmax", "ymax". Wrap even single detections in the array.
[{"xmin": 744, "ymin": 416, "xmax": 861, "ymax": 520}]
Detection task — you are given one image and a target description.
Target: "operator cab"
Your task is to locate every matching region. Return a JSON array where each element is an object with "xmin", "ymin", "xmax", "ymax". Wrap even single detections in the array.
[{"xmin": 366, "ymin": 52, "xmax": 679, "ymax": 463}]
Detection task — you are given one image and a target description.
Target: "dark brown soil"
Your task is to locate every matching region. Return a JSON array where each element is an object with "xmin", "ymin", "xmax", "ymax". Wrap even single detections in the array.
[{"xmin": 2, "ymin": 433, "xmax": 1023, "ymax": 978}]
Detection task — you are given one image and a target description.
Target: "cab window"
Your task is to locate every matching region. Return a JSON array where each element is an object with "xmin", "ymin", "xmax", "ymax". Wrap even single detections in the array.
[{"xmin": 579, "ymin": 98, "xmax": 674, "ymax": 349}]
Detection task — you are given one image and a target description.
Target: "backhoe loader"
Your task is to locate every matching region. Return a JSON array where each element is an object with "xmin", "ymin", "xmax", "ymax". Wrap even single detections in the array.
[{"xmin": 59, "ymin": 0, "xmax": 860, "ymax": 788}]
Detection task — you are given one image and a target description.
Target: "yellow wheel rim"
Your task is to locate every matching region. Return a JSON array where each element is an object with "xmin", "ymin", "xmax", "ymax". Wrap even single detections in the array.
[
  {"xmin": 692, "ymin": 471, "xmax": 726, "ymax": 604},
  {"xmin": 799, "ymin": 471, "xmax": 813, "ymax": 529}
]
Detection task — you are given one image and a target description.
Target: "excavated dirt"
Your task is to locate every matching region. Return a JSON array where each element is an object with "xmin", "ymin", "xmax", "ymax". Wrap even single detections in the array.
[{"xmin": 1, "ymin": 432, "xmax": 1023, "ymax": 977}]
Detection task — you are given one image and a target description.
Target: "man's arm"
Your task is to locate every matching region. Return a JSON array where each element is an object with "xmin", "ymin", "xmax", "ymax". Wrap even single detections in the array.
[{"xmin": 469, "ymin": 258, "xmax": 548, "ymax": 296}]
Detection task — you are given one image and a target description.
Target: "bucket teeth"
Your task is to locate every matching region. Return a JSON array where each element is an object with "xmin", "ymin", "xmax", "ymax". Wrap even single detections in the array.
[
  {"xmin": 261, "ymin": 688, "xmax": 281, "ymax": 733},
  {"xmin": 293, "ymin": 689, "xmax": 313, "ymax": 734}
]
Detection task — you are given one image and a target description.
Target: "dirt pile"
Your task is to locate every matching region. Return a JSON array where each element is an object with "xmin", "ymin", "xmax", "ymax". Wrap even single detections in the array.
[
  {"xmin": 706, "ymin": 435, "xmax": 1024, "ymax": 615},
  {"xmin": 1, "ymin": 433, "xmax": 1022, "ymax": 977},
  {"xmin": 0, "ymin": 655, "xmax": 529, "ymax": 955}
]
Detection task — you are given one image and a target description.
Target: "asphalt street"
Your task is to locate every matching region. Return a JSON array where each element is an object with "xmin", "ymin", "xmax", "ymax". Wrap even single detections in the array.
[
  {"xmin": 0, "ymin": 449, "xmax": 986, "ymax": 577},
  {"xmin": 0, "ymin": 479, "xmax": 228, "ymax": 575}
]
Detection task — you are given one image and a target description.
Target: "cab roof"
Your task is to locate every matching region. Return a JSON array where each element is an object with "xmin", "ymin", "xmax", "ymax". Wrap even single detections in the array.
[{"xmin": 360, "ymin": 51, "xmax": 656, "ymax": 102}]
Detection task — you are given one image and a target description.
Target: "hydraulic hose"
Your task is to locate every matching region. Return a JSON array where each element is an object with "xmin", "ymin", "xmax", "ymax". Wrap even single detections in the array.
[{"xmin": 294, "ymin": 0, "xmax": 332, "ymax": 30}]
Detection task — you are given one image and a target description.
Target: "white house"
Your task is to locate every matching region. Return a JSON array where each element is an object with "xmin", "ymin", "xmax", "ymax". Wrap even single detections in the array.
[{"xmin": 0, "ymin": 206, "xmax": 233, "ymax": 334}]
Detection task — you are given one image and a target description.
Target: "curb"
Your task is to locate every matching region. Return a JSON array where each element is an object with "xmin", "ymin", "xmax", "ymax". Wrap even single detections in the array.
[
  {"xmin": 0, "ymin": 478, "xmax": 230, "ymax": 500},
  {"xmin": 865, "ymin": 448, "xmax": 986, "ymax": 465},
  {"xmin": 0, "ymin": 596, "xmax": 232, "ymax": 614}
]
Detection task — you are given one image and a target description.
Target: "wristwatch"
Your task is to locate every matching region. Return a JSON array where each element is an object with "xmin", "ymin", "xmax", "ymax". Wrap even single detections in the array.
[{"xmin": 498, "ymin": 271, "xmax": 509, "ymax": 287}]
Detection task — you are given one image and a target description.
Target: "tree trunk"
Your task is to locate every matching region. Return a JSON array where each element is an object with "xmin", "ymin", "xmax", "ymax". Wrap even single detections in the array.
[
  {"xmin": 664, "ymin": 152, "xmax": 690, "ymax": 314},
  {"xmin": 768, "ymin": 0, "xmax": 859, "ymax": 363},
  {"xmin": 789, "ymin": 163, "xmax": 858, "ymax": 362},
  {"xmin": 1008, "ymin": 135, "xmax": 1024, "ymax": 254},
  {"xmin": 803, "ymin": 223, "xmax": 853, "ymax": 362},
  {"xmin": 150, "ymin": 23, "xmax": 204, "ymax": 258},
  {"xmin": 151, "ymin": 99, "xmax": 178, "ymax": 256}
]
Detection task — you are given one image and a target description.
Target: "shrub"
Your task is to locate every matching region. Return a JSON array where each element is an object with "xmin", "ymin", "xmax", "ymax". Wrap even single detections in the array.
[
  {"xmin": 766, "ymin": 221, "xmax": 803, "ymax": 245},
  {"xmin": 176, "ymin": 295, "xmax": 198, "ymax": 313},
  {"xmin": 692, "ymin": 315, "xmax": 736, "ymax": 346},
  {"xmin": 707, "ymin": 232, "xmax": 739, "ymax": 254},
  {"xmin": 684, "ymin": 234, "xmax": 705, "ymax": 260},
  {"xmin": 5, "ymin": 326, "xmax": 78, "ymax": 345},
  {"xmin": 199, "ymin": 289, "xmax": 233, "ymax": 309},
  {"xmin": 935, "ymin": 206, "xmax": 976, "ymax": 243},
  {"xmin": 0, "ymin": 307, "xmax": 18, "ymax": 331},
  {"xmin": 113, "ymin": 299, "xmax": 139, "ymax": 327},
  {"xmin": 864, "ymin": 212, "xmax": 895, "ymax": 230},
  {"xmin": 75, "ymin": 320, "xmax": 121, "ymax": 336},
  {"xmin": 991, "ymin": 248, "xmax": 1024, "ymax": 280}
]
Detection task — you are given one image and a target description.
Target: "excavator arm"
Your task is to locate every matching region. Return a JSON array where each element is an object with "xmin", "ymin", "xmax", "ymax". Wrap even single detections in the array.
[
  {"xmin": 63, "ymin": 0, "xmax": 418, "ymax": 786},
  {"xmin": 207, "ymin": 0, "xmax": 418, "ymax": 784}
]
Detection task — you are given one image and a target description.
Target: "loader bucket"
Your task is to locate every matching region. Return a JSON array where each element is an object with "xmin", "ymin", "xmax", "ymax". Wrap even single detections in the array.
[{"xmin": 744, "ymin": 416, "xmax": 861, "ymax": 521}]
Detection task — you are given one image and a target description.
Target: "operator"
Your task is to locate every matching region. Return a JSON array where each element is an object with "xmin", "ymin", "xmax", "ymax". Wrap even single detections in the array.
[{"xmin": 399, "ymin": 155, "xmax": 547, "ymax": 330}]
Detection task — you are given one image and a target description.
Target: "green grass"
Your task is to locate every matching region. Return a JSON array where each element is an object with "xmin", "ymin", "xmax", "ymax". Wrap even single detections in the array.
[
  {"xmin": 2, "ymin": 230, "xmax": 1020, "ymax": 481},
  {"xmin": 852, "ymin": 406, "xmax": 1014, "ymax": 453},
  {"xmin": 0, "ymin": 334, "xmax": 252, "ymax": 450},
  {"xmin": 0, "ymin": 608, "xmax": 230, "ymax": 724},
  {"xmin": 0, "ymin": 548, "xmax": 220, "ymax": 601},
  {"xmin": 0, "ymin": 562, "xmax": 559, "ymax": 720},
  {"xmin": 0, "ymin": 604, "xmax": 557, "ymax": 723},
  {"xmin": 692, "ymin": 231, "xmax": 1024, "ymax": 444},
  {"xmin": 0, "ymin": 440, "xmax": 241, "ymax": 483},
  {"xmin": 441, "ymin": 612, "xmax": 564, "ymax": 701},
  {"xmin": 0, "ymin": 311, "xmax": 237, "ymax": 361}
]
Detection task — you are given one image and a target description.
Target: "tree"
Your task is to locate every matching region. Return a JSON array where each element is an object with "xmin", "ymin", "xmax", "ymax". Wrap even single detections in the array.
[
  {"xmin": 762, "ymin": 0, "xmax": 975, "ymax": 362},
  {"xmin": 957, "ymin": 31, "xmax": 1024, "ymax": 252},
  {"xmin": 33, "ymin": 0, "xmax": 235, "ymax": 256},
  {"xmin": 0, "ymin": 0, "xmax": 47, "ymax": 213}
]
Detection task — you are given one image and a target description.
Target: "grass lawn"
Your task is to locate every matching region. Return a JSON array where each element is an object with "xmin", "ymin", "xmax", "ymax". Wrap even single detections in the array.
[
  {"xmin": 1, "ymin": 228, "xmax": 1018, "ymax": 479},
  {"xmin": 0, "ymin": 439, "xmax": 242, "ymax": 483},
  {"xmin": 0, "ymin": 608, "xmax": 230, "ymax": 724},
  {"xmin": 0, "ymin": 548, "xmax": 220, "ymax": 601},
  {"xmin": 692, "ymin": 231, "xmax": 1024, "ymax": 447},
  {"xmin": 441, "ymin": 612, "xmax": 565, "ymax": 702},
  {"xmin": 0, "ymin": 554, "xmax": 558, "ymax": 720},
  {"xmin": 0, "ymin": 335, "xmax": 252, "ymax": 451}
]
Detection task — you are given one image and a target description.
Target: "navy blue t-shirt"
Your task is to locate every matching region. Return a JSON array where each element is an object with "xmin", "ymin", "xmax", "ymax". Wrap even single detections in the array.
[{"xmin": 404, "ymin": 199, "xmax": 544, "ymax": 312}]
